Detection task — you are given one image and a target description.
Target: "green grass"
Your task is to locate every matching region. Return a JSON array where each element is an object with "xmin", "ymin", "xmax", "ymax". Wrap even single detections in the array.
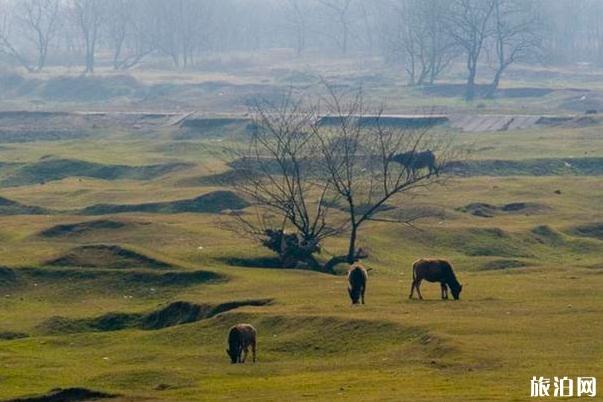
[{"xmin": 0, "ymin": 93, "xmax": 602, "ymax": 401}]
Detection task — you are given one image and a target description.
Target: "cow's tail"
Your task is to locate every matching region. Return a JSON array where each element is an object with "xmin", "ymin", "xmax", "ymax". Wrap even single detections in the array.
[{"xmin": 412, "ymin": 260, "xmax": 419, "ymax": 281}]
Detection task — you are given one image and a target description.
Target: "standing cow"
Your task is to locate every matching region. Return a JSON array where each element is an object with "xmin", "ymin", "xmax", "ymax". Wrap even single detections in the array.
[
  {"xmin": 390, "ymin": 150, "xmax": 437, "ymax": 175},
  {"xmin": 409, "ymin": 258, "xmax": 463, "ymax": 300},
  {"xmin": 347, "ymin": 263, "xmax": 368, "ymax": 305},
  {"xmin": 226, "ymin": 323, "xmax": 257, "ymax": 364}
]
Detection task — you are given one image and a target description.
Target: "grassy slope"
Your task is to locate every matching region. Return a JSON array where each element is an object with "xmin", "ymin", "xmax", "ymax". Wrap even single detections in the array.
[{"xmin": 0, "ymin": 116, "xmax": 601, "ymax": 401}]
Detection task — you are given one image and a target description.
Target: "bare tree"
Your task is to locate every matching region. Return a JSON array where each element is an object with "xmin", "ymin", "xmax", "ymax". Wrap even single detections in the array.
[
  {"xmin": 223, "ymin": 93, "xmax": 340, "ymax": 270},
  {"xmin": 224, "ymin": 85, "xmax": 452, "ymax": 273},
  {"xmin": 106, "ymin": 0, "xmax": 154, "ymax": 70},
  {"xmin": 446, "ymin": 0, "xmax": 496, "ymax": 100},
  {"xmin": 486, "ymin": 0, "xmax": 542, "ymax": 97},
  {"xmin": 284, "ymin": 0, "xmax": 309, "ymax": 56},
  {"xmin": 71, "ymin": 0, "xmax": 104, "ymax": 73},
  {"xmin": 147, "ymin": 0, "xmax": 214, "ymax": 68},
  {"xmin": 0, "ymin": 0, "xmax": 59, "ymax": 72},
  {"xmin": 379, "ymin": 0, "xmax": 455, "ymax": 86},
  {"xmin": 319, "ymin": 0, "xmax": 353, "ymax": 54},
  {"xmin": 313, "ymin": 85, "xmax": 450, "ymax": 270}
]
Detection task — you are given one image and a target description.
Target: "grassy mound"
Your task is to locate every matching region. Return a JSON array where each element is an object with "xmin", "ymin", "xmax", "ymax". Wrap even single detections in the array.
[
  {"xmin": 41, "ymin": 75, "xmax": 141, "ymax": 101},
  {"xmin": 7, "ymin": 387, "xmax": 116, "ymax": 402},
  {"xmin": 447, "ymin": 157, "xmax": 603, "ymax": 176},
  {"xmin": 1, "ymin": 159, "xmax": 192, "ymax": 187},
  {"xmin": 3, "ymin": 267, "xmax": 223, "ymax": 296},
  {"xmin": 175, "ymin": 117, "xmax": 251, "ymax": 140},
  {"xmin": 458, "ymin": 202, "xmax": 549, "ymax": 218},
  {"xmin": 0, "ymin": 197, "xmax": 50, "ymax": 215},
  {"xmin": 0, "ymin": 331, "xmax": 28, "ymax": 340},
  {"xmin": 211, "ymin": 313, "xmax": 435, "ymax": 358},
  {"xmin": 38, "ymin": 220, "xmax": 128, "ymax": 238},
  {"xmin": 80, "ymin": 190, "xmax": 249, "ymax": 215},
  {"xmin": 567, "ymin": 222, "xmax": 603, "ymax": 240},
  {"xmin": 480, "ymin": 259, "xmax": 533, "ymax": 271},
  {"xmin": 38, "ymin": 299, "xmax": 272, "ymax": 334},
  {"xmin": 45, "ymin": 245, "xmax": 171, "ymax": 269}
]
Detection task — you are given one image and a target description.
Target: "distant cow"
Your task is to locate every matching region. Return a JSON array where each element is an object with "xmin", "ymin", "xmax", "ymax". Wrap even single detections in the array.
[
  {"xmin": 409, "ymin": 258, "xmax": 463, "ymax": 300},
  {"xmin": 347, "ymin": 263, "xmax": 368, "ymax": 305},
  {"xmin": 226, "ymin": 324, "xmax": 257, "ymax": 364},
  {"xmin": 390, "ymin": 150, "xmax": 437, "ymax": 175}
]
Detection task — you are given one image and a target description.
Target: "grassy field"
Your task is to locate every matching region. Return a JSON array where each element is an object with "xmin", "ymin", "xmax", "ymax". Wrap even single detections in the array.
[{"xmin": 0, "ymin": 79, "xmax": 602, "ymax": 401}]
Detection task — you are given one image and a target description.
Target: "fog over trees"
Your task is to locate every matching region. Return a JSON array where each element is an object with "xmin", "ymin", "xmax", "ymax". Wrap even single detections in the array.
[{"xmin": 0, "ymin": 0, "xmax": 600, "ymax": 97}]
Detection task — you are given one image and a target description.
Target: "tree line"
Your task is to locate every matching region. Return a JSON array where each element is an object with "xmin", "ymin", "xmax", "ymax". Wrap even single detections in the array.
[{"xmin": 0, "ymin": 0, "xmax": 602, "ymax": 98}]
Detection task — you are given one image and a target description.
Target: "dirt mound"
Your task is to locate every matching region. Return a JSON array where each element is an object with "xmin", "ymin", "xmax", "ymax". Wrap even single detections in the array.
[
  {"xmin": 0, "ymin": 331, "xmax": 28, "ymax": 340},
  {"xmin": 45, "ymin": 245, "xmax": 171, "ymax": 269},
  {"xmin": 446, "ymin": 157, "xmax": 603, "ymax": 176},
  {"xmin": 480, "ymin": 259, "xmax": 533, "ymax": 271},
  {"xmin": 175, "ymin": 117, "xmax": 251, "ymax": 140},
  {"xmin": 560, "ymin": 93, "xmax": 603, "ymax": 113},
  {"xmin": 531, "ymin": 225, "xmax": 565, "ymax": 245},
  {"xmin": 422, "ymin": 84, "xmax": 553, "ymax": 98},
  {"xmin": 0, "ymin": 197, "xmax": 50, "ymax": 215},
  {"xmin": 39, "ymin": 220, "xmax": 128, "ymax": 238},
  {"xmin": 39, "ymin": 299, "xmax": 272, "ymax": 334},
  {"xmin": 458, "ymin": 202, "xmax": 549, "ymax": 218},
  {"xmin": 1, "ymin": 158, "xmax": 192, "ymax": 187},
  {"xmin": 41, "ymin": 75, "xmax": 141, "ymax": 101},
  {"xmin": 567, "ymin": 223, "xmax": 603, "ymax": 240},
  {"xmin": 0, "ymin": 267, "xmax": 17, "ymax": 285},
  {"xmin": 6, "ymin": 387, "xmax": 116, "ymax": 402},
  {"xmin": 80, "ymin": 190, "xmax": 249, "ymax": 215}
]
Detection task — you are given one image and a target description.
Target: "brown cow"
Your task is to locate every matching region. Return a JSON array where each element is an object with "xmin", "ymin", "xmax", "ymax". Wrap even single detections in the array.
[
  {"xmin": 226, "ymin": 324, "xmax": 257, "ymax": 364},
  {"xmin": 409, "ymin": 258, "xmax": 463, "ymax": 300},
  {"xmin": 347, "ymin": 263, "xmax": 368, "ymax": 305},
  {"xmin": 390, "ymin": 150, "xmax": 437, "ymax": 175}
]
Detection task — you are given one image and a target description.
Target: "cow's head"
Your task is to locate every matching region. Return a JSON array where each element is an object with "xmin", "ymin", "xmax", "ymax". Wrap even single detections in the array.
[
  {"xmin": 226, "ymin": 348, "xmax": 238, "ymax": 364},
  {"xmin": 451, "ymin": 284, "xmax": 463, "ymax": 300},
  {"xmin": 348, "ymin": 287, "xmax": 361, "ymax": 304}
]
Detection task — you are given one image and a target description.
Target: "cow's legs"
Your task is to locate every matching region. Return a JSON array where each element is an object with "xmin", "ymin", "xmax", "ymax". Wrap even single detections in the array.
[
  {"xmin": 441, "ymin": 283, "xmax": 448, "ymax": 299},
  {"xmin": 361, "ymin": 285, "xmax": 366, "ymax": 305},
  {"xmin": 241, "ymin": 346, "xmax": 248, "ymax": 363},
  {"xmin": 415, "ymin": 280, "xmax": 424, "ymax": 300},
  {"xmin": 251, "ymin": 340, "xmax": 256, "ymax": 363},
  {"xmin": 409, "ymin": 280, "xmax": 416, "ymax": 299}
]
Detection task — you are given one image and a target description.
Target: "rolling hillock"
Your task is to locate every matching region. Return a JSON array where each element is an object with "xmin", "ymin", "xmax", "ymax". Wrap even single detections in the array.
[
  {"xmin": 38, "ymin": 219, "xmax": 129, "ymax": 238},
  {"xmin": 38, "ymin": 299, "xmax": 273, "ymax": 334},
  {"xmin": 45, "ymin": 244, "xmax": 171, "ymax": 270},
  {"xmin": 0, "ymin": 197, "xmax": 50, "ymax": 215},
  {"xmin": 79, "ymin": 190, "xmax": 249, "ymax": 215},
  {"xmin": 1, "ymin": 158, "xmax": 192, "ymax": 187}
]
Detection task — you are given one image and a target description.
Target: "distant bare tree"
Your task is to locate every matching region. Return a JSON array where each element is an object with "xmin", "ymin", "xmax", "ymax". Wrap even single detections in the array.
[
  {"xmin": 106, "ymin": 0, "xmax": 154, "ymax": 70},
  {"xmin": 148, "ymin": 0, "xmax": 214, "ymax": 68},
  {"xmin": 71, "ymin": 0, "xmax": 104, "ymax": 73},
  {"xmin": 446, "ymin": 0, "xmax": 496, "ymax": 100},
  {"xmin": 284, "ymin": 0, "xmax": 309, "ymax": 56},
  {"xmin": 319, "ymin": 0, "xmax": 353, "ymax": 54},
  {"xmin": 0, "ymin": 0, "xmax": 60, "ymax": 72},
  {"xmin": 379, "ymin": 0, "xmax": 455, "ymax": 86},
  {"xmin": 486, "ymin": 0, "xmax": 542, "ymax": 97}
]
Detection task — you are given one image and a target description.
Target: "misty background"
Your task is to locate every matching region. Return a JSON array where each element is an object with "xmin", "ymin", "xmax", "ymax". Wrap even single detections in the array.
[{"xmin": 0, "ymin": 0, "xmax": 602, "ymax": 109}]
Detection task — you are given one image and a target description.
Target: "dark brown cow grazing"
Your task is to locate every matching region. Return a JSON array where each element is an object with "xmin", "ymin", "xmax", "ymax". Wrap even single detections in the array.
[
  {"xmin": 390, "ymin": 150, "xmax": 437, "ymax": 175},
  {"xmin": 347, "ymin": 263, "xmax": 368, "ymax": 304},
  {"xmin": 409, "ymin": 258, "xmax": 463, "ymax": 300},
  {"xmin": 226, "ymin": 324, "xmax": 257, "ymax": 364}
]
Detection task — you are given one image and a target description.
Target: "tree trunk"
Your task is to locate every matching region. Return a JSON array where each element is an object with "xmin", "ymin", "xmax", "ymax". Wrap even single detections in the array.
[
  {"xmin": 486, "ymin": 67, "xmax": 503, "ymax": 99},
  {"xmin": 346, "ymin": 224, "xmax": 358, "ymax": 263},
  {"xmin": 465, "ymin": 62, "xmax": 477, "ymax": 101}
]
